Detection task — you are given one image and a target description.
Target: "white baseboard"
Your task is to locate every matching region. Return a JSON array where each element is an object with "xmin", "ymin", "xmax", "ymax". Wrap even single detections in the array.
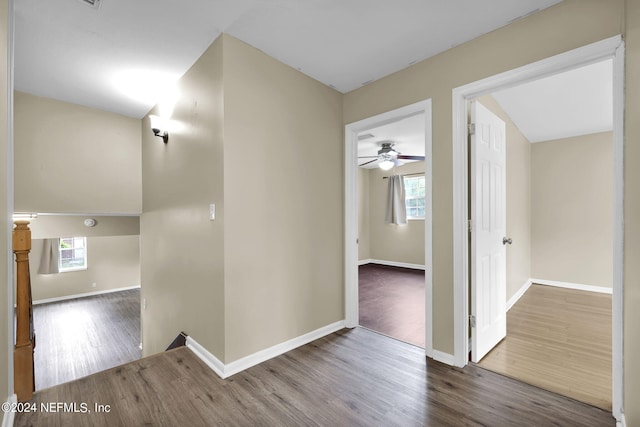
[
  {"xmin": 507, "ymin": 279, "xmax": 532, "ymax": 311},
  {"xmin": 361, "ymin": 259, "xmax": 426, "ymax": 270},
  {"xmin": 2, "ymin": 394, "xmax": 16, "ymax": 427},
  {"xmin": 431, "ymin": 350, "xmax": 456, "ymax": 366},
  {"xmin": 185, "ymin": 336, "xmax": 226, "ymax": 378},
  {"xmin": 617, "ymin": 413, "xmax": 626, "ymax": 427},
  {"xmin": 33, "ymin": 285, "xmax": 141, "ymax": 305},
  {"xmin": 530, "ymin": 278, "xmax": 612, "ymax": 294},
  {"xmin": 186, "ymin": 320, "xmax": 345, "ymax": 379}
]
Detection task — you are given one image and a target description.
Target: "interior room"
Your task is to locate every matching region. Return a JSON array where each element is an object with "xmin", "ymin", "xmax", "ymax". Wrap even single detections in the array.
[
  {"xmin": 1, "ymin": 1, "xmax": 639, "ymax": 426},
  {"xmin": 356, "ymin": 114, "xmax": 426, "ymax": 348},
  {"xmin": 468, "ymin": 59, "xmax": 613, "ymax": 410},
  {"xmin": 20, "ymin": 214, "xmax": 141, "ymax": 390}
]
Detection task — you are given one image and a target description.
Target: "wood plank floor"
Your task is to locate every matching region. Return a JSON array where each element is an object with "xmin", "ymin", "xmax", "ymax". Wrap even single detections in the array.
[
  {"xmin": 478, "ymin": 284, "xmax": 612, "ymax": 411},
  {"xmin": 359, "ymin": 264, "xmax": 425, "ymax": 347},
  {"xmin": 32, "ymin": 289, "xmax": 142, "ymax": 390},
  {"xmin": 16, "ymin": 327, "xmax": 614, "ymax": 427}
]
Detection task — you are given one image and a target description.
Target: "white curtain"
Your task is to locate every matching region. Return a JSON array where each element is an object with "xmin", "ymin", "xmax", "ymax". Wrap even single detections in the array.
[
  {"xmin": 38, "ymin": 238, "xmax": 60, "ymax": 274},
  {"xmin": 385, "ymin": 175, "xmax": 407, "ymax": 225}
]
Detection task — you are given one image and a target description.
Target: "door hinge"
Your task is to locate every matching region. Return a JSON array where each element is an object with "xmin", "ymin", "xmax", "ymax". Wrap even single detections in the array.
[
  {"xmin": 468, "ymin": 123, "xmax": 476, "ymax": 135},
  {"xmin": 469, "ymin": 315, "xmax": 476, "ymax": 328},
  {"xmin": 468, "ymin": 220, "xmax": 472, "ymax": 233}
]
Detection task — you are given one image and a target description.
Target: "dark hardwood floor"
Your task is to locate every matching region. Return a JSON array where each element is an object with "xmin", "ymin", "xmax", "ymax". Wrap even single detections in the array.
[
  {"xmin": 359, "ymin": 263, "xmax": 425, "ymax": 347},
  {"xmin": 32, "ymin": 289, "xmax": 142, "ymax": 390},
  {"xmin": 16, "ymin": 327, "xmax": 614, "ymax": 427}
]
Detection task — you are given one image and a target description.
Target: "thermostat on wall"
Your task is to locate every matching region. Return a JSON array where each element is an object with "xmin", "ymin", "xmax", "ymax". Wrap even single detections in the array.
[{"xmin": 84, "ymin": 218, "xmax": 96, "ymax": 227}]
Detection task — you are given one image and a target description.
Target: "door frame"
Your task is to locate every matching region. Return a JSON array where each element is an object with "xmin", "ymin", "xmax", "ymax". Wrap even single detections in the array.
[
  {"xmin": 344, "ymin": 99, "xmax": 433, "ymax": 357},
  {"xmin": 452, "ymin": 35, "xmax": 624, "ymax": 420}
]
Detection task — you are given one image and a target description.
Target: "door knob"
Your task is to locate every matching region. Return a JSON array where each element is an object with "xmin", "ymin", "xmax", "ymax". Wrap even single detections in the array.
[{"xmin": 503, "ymin": 237, "xmax": 512, "ymax": 245}]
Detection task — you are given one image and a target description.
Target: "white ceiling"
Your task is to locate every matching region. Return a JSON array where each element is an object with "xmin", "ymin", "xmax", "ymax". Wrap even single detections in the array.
[
  {"xmin": 492, "ymin": 59, "xmax": 613, "ymax": 143},
  {"xmin": 14, "ymin": 0, "xmax": 562, "ymax": 119}
]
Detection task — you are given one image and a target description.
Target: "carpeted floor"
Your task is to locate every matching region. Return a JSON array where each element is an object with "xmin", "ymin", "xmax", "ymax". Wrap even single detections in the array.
[{"xmin": 358, "ymin": 263, "xmax": 425, "ymax": 347}]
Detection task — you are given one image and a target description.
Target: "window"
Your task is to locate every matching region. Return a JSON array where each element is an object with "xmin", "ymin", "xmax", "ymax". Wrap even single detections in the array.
[
  {"xmin": 59, "ymin": 237, "xmax": 87, "ymax": 272},
  {"xmin": 404, "ymin": 175, "xmax": 426, "ymax": 219}
]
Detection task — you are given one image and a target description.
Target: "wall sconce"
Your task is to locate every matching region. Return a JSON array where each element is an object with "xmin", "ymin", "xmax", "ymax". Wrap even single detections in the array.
[{"xmin": 149, "ymin": 115, "xmax": 168, "ymax": 143}]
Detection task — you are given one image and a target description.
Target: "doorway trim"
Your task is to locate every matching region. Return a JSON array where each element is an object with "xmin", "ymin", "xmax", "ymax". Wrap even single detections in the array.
[
  {"xmin": 345, "ymin": 99, "xmax": 433, "ymax": 357},
  {"xmin": 452, "ymin": 35, "xmax": 624, "ymax": 420}
]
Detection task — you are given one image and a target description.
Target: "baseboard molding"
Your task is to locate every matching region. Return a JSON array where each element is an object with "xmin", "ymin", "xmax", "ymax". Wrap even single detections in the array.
[
  {"xmin": 361, "ymin": 259, "xmax": 426, "ymax": 270},
  {"xmin": 2, "ymin": 394, "xmax": 16, "ymax": 427},
  {"xmin": 507, "ymin": 279, "xmax": 532, "ymax": 311},
  {"xmin": 33, "ymin": 285, "xmax": 141, "ymax": 305},
  {"xmin": 531, "ymin": 278, "xmax": 612, "ymax": 294},
  {"xmin": 187, "ymin": 320, "xmax": 345, "ymax": 379},
  {"xmin": 431, "ymin": 349, "xmax": 456, "ymax": 366},
  {"xmin": 185, "ymin": 336, "xmax": 225, "ymax": 378},
  {"xmin": 617, "ymin": 413, "xmax": 626, "ymax": 427}
]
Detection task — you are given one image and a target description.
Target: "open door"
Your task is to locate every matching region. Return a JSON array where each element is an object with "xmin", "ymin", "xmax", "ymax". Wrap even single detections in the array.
[{"xmin": 470, "ymin": 100, "xmax": 507, "ymax": 363}]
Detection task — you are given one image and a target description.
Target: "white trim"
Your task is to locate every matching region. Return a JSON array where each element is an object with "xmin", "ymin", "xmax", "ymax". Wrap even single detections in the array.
[
  {"xmin": 452, "ymin": 35, "xmax": 624, "ymax": 420},
  {"xmin": 185, "ymin": 336, "xmax": 225, "ymax": 378},
  {"xmin": 5, "ymin": 0, "xmax": 15, "ymax": 401},
  {"xmin": 431, "ymin": 350, "xmax": 456, "ymax": 366},
  {"xmin": 36, "ymin": 212, "xmax": 141, "ymax": 217},
  {"xmin": 360, "ymin": 259, "xmax": 426, "ymax": 270},
  {"xmin": 506, "ymin": 279, "xmax": 532, "ymax": 311},
  {"xmin": 531, "ymin": 279, "xmax": 612, "ymax": 294},
  {"xmin": 186, "ymin": 320, "xmax": 345, "ymax": 379},
  {"xmin": 617, "ymin": 413, "xmax": 626, "ymax": 427},
  {"xmin": 1, "ymin": 394, "xmax": 16, "ymax": 427},
  {"xmin": 32, "ymin": 285, "xmax": 140, "ymax": 305},
  {"xmin": 224, "ymin": 320, "xmax": 345, "ymax": 378},
  {"xmin": 345, "ymin": 99, "xmax": 433, "ymax": 358},
  {"xmin": 612, "ymin": 40, "xmax": 625, "ymax": 421}
]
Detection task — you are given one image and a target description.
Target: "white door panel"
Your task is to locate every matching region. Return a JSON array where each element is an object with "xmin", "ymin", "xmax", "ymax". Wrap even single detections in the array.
[{"xmin": 471, "ymin": 101, "xmax": 507, "ymax": 363}]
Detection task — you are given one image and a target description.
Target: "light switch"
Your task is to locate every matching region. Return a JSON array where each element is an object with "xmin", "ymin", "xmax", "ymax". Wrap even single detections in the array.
[{"xmin": 209, "ymin": 204, "xmax": 215, "ymax": 221}]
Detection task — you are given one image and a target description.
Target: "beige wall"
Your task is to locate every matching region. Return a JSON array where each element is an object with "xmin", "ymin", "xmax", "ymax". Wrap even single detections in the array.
[
  {"xmin": 625, "ymin": 1, "xmax": 640, "ymax": 424},
  {"xmin": 358, "ymin": 168, "xmax": 370, "ymax": 261},
  {"xmin": 343, "ymin": 0, "xmax": 624, "ymax": 354},
  {"xmin": 476, "ymin": 95, "xmax": 531, "ymax": 301},
  {"xmin": 0, "ymin": 0, "xmax": 9, "ymax": 402},
  {"xmin": 223, "ymin": 35, "xmax": 343, "ymax": 362},
  {"xmin": 366, "ymin": 161, "xmax": 425, "ymax": 266},
  {"xmin": 141, "ymin": 37, "xmax": 226, "ymax": 358},
  {"xmin": 24, "ymin": 215, "xmax": 140, "ymax": 301},
  {"xmin": 29, "ymin": 215, "xmax": 139, "ymax": 239},
  {"xmin": 531, "ymin": 132, "xmax": 613, "ymax": 287},
  {"xmin": 14, "ymin": 91, "xmax": 142, "ymax": 214},
  {"xmin": 29, "ymin": 235, "xmax": 140, "ymax": 301}
]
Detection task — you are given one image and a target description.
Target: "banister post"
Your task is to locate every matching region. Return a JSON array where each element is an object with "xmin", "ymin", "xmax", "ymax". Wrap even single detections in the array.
[{"xmin": 13, "ymin": 220, "xmax": 35, "ymax": 401}]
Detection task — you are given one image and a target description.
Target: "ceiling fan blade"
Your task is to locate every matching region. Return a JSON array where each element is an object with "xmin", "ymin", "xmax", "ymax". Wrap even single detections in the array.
[
  {"xmin": 397, "ymin": 155, "xmax": 425, "ymax": 161},
  {"xmin": 358, "ymin": 156, "xmax": 378, "ymax": 159},
  {"xmin": 358, "ymin": 159, "xmax": 378, "ymax": 167}
]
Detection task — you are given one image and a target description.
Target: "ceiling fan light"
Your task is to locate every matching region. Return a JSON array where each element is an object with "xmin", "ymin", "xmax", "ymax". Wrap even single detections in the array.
[{"xmin": 379, "ymin": 159, "xmax": 394, "ymax": 170}]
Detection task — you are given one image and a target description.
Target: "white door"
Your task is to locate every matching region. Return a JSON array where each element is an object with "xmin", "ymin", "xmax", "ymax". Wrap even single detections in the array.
[{"xmin": 470, "ymin": 101, "xmax": 507, "ymax": 363}]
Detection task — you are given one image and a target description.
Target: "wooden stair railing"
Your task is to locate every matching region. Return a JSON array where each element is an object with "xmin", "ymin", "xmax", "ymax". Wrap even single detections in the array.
[{"xmin": 13, "ymin": 220, "xmax": 35, "ymax": 402}]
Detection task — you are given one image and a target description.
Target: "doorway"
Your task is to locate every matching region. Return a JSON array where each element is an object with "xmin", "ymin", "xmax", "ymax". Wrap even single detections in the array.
[
  {"xmin": 468, "ymin": 60, "xmax": 615, "ymax": 408},
  {"xmin": 452, "ymin": 36, "xmax": 624, "ymax": 420},
  {"xmin": 345, "ymin": 99, "xmax": 433, "ymax": 355}
]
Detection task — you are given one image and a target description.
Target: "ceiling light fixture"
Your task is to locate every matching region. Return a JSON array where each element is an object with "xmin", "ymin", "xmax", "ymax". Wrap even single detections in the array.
[{"xmin": 378, "ymin": 154, "xmax": 395, "ymax": 171}]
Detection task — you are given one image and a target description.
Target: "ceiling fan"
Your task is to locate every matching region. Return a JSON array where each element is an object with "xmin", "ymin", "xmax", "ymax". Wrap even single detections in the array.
[{"xmin": 358, "ymin": 141, "xmax": 425, "ymax": 170}]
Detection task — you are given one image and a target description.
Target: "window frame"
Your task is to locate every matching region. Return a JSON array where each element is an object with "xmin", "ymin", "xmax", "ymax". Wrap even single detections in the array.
[
  {"xmin": 404, "ymin": 175, "xmax": 426, "ymax": 220},
  {"xmin": 58, "ymin": 236, "xmax": 88, "ymax": 273}
]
